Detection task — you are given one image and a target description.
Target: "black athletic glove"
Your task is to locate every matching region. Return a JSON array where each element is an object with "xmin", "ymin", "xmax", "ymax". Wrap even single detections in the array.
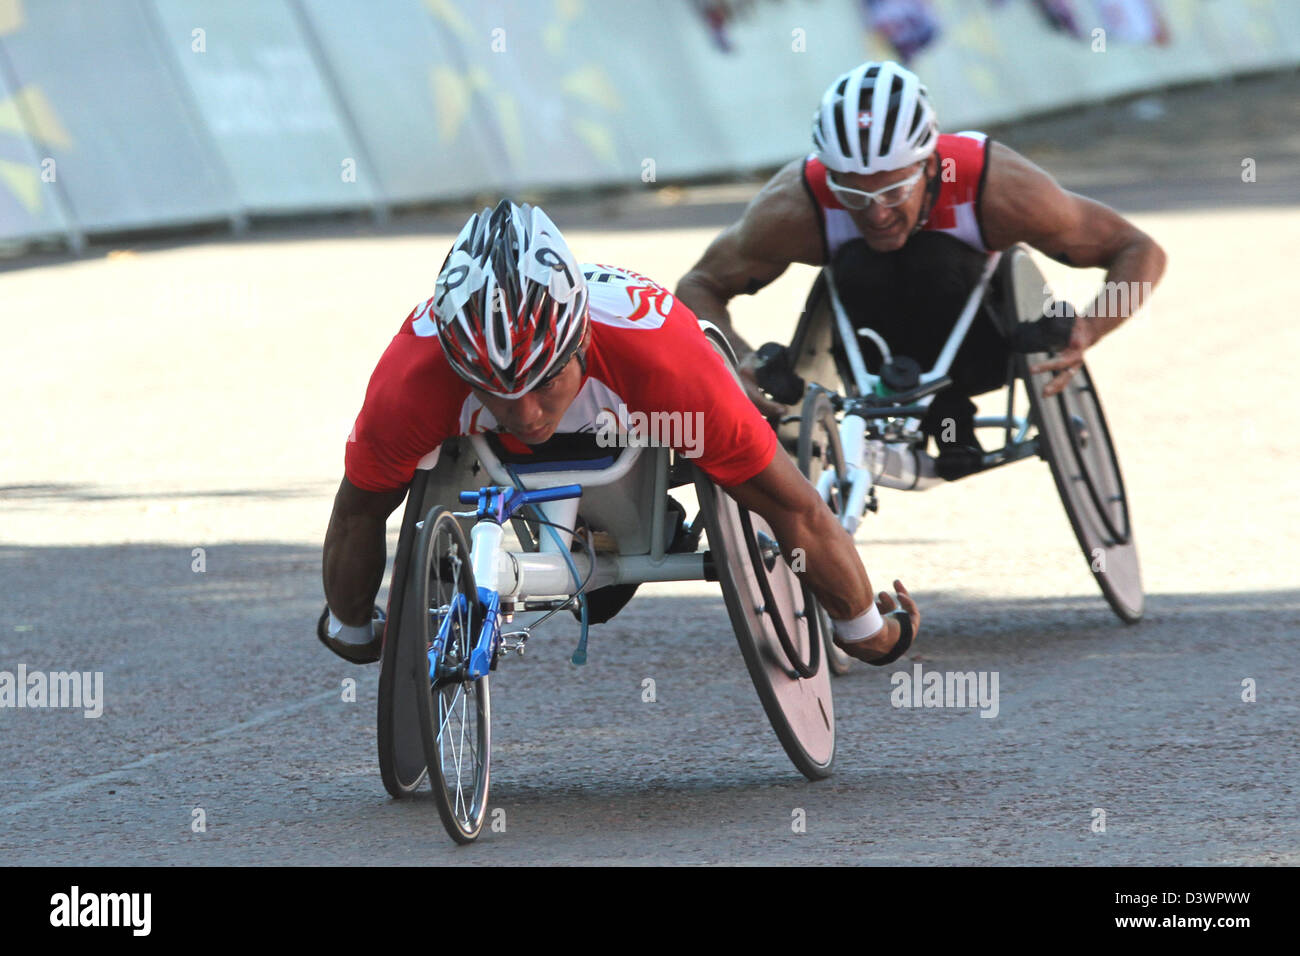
[{"xmin": 1008, "ymin": 309, "xmax": 1075, "ymax": 354}]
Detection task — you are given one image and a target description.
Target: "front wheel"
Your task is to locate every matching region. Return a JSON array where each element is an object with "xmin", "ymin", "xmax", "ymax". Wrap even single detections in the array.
[
  {"xmin": 416, "ymin": 506, "xmax": 492, "ymax": 843},
  {"xmin": 796, "ymin": 387, "xmax": 854, "ymax": 676}
]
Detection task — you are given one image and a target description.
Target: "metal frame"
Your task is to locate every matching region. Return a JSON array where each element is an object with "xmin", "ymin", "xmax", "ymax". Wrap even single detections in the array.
[{"xmin": 813, "ymin": 250, "xmax": 1049, "ymax": 533}]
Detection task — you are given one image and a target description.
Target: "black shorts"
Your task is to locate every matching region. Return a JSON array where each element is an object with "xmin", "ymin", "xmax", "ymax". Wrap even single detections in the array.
[{"xmin": 828, "ymin": 232, "xmax": 1010, "ymax": 432}]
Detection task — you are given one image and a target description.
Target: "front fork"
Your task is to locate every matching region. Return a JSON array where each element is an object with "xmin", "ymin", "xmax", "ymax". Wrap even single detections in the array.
[
  {"xmin": 430, "ymin": 483, "xmax": 585, "ymax": 684},
  {"xmin": 429, "ymin": 521, "xmax": 506, "ymax": 684},
  {"xmin": 429, "ymin": 585, "xmax": 501, "ymax": 684},
  {"xmin": 835, "ymin": 414, "xmax": 874, "ymax": 536}
]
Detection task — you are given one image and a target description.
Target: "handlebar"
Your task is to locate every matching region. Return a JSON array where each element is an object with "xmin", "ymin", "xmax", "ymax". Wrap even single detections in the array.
[{"xmin": 459, "ymin": 484, "xmax": 584, "ymax": 506}]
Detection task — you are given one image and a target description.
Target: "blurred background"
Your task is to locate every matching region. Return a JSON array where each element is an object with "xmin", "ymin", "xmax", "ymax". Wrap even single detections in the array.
[{"xmin": 2, "ymin": 0, "xmax": 1298, "ymax": 251}]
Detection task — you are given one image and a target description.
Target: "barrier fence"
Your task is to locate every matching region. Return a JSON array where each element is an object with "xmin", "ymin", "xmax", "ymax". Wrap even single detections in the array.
[{"xmin": 1, "ymin": 0, "xmax": 1297, "ymax": 249}]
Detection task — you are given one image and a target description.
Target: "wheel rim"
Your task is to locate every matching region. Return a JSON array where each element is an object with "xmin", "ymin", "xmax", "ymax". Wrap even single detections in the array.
[
  {"xmin": 797, "ymin": 389, "xmax": 854, "ymax": 675},
  {"xmin": 433, "ymin": 675, "xmax": 488, "ymax": 835},
  {"xmin": 1019, "ymin": 359, "xmax": 1144, "ymax": 622},
  {"xmin": 697, "ymin": 329, "xmax": 835, "ymax": 777},
  {"xmin": 698, "ymin": 473, "xmax": 835, "ymax": 777},
  {"xmin": 1002, "ymin": 248, "xmax": 1142, "ymax": 622},
  {"xmin": 421, "ymin": 512, "xmax": 491, "ymax": 841},
  {"xmin": 738, "ymin": 508, "xmax": 820, "ymax": 679},
  {"xmin": 1054, "ymin": 371, "xmax": 1131, "ymax": 545}
]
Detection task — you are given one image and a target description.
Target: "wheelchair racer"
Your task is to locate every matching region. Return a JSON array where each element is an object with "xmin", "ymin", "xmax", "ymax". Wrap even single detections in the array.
[
  {"xmin": 676, "ymin": 60, "xmax": 1166, "ymax": 478},
  {"xmin": 318, "ymin": 200, "xmax": 920, "ymax": 667}
]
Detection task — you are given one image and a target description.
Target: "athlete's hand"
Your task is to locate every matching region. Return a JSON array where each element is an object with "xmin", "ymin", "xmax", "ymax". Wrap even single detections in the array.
[
  {"xmin": 737, "ymin": 351, "xmax": 790, "ymax": 419},
  {"xmin": 876, "ymin": 579, "xmax": 920, "ymax": 642},
  {"xmin": 833, "ymin": 580, "xmax": 920, "ymax": 664},
  {"xmin": 1030, "ymin": 319, "xmax": 1095, "ymax": 398}
]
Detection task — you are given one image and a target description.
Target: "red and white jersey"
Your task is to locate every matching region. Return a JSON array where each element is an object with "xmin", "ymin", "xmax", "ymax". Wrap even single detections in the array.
[
  {"xmin": 345, "ymin": 264, "xmax": 777, "ymax": 492},
  {"xmin": 802, "ymin": 131, "xmax": 992, "ymax": 260}
]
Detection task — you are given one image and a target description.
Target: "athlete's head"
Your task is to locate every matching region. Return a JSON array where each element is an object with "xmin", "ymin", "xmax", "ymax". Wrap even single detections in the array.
[
  {"xmin": 812, "ymin": 60, "xmax": 940, "ymax": 252},
  {"xmin": 435, "ymin": 199, "xmax": 590, "ymax": 443}
]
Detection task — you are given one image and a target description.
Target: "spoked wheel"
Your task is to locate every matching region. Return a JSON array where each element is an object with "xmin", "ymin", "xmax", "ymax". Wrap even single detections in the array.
[
  {"xmin": 694, "ymin": 323, "xmax": 834, "ymax": 780},
  {"xmin": 1001, "ymin": 248, "xmax": 1143, "ymax": 623},
  {"xmin": 796, "ymin": 387, "xmax": 854, "ymax": 676},
  {"xmin": 416, "ymin": 506, "xmax": 491, "ymax": 843}
]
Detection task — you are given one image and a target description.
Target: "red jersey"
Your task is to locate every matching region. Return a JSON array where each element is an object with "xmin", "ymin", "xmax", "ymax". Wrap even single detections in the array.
[
  {"xmin": 802, "ymin": 131, "xmax": 993, "ymax": 260},
  {"xmin": 345, "ymin": 264, "xmax": 777, "ymax": 492}
]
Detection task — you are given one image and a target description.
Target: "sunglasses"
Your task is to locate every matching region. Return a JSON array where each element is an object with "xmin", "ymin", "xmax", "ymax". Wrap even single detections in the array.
[{"xmin": 826, "ymin": 164, "xmax": 926, "ymax": 210}]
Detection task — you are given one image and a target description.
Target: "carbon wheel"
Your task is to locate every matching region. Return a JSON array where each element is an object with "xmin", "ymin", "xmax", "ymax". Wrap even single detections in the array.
[
  {"xmin": 695, "ymin": 323, "xmax": 834, "ymax": 780},
  {"xmin": 1002, "ymin": 248, "xmax": 1143, "ymax": 623},
  {"xmin": 378, "ymin": 474, "xmax": 432, "ymax": 798}
]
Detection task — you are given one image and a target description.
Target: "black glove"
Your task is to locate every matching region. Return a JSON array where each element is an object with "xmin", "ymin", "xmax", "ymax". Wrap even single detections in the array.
[
  {"xmin": 752, "ymin": 342, "xmax": 805, "ymax": 406},
  {"xmin": 1008, "ymin": 309, "xmax": 1074, "ymax": 354},
  {"xmin": 315, "ymin": 604, "xmax": 385, "ymax": 665}
]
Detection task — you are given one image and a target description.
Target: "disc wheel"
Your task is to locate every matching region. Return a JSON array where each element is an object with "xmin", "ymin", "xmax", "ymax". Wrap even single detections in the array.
[
  {"xmin": 416, "ymin": 506, "xmax": 492, "ymax": 843},
  {"xmin": 694, "ymin": 323, "xmax": 834, "ymax": 780},
  {"xmin": 696, "ymin": 470, "xmax": 835, "ymax": 779},
  {"xmin": 377, "ymin": 475, "xmax": 432, "ymax": 798},
  {"xmin": 796, "ymin": 387, "xmax": 854, "ymax": 676},
  {"xmin": 1002, "ymin": 248, "xmax": 1143, "ymax": 623}
]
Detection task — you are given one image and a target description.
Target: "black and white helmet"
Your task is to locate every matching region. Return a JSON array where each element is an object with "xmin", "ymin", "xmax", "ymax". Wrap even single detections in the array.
[
  {"xmin": 433, "ymin": 200, "xmax": 588, "ymax": 399},
  {"xmin": 812, "ymin": 61, "xmax": 938, "ymax": 174}
]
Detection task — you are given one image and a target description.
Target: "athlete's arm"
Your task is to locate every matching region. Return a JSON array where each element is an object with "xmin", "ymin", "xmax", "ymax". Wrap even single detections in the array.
[
  {"xmin": 323, "ymin": 476, "xmax": 408, "ymax": 627},
  {"xmin": 724, "ymin": 449, "xmax": 920, "ymax": 663},
  {"xmin": 981, "ymin": 142, "xmax": 1167, "ymax": 396},
  {"xmin": 676, "ymin": 161, "xmax": 825, "ymax": 414}
]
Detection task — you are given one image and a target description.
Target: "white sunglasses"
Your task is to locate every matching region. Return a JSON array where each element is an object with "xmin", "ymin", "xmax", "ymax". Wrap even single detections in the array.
[{"xmin": 827, "ymin": 164, "xmax": 926, "ymax": 210}]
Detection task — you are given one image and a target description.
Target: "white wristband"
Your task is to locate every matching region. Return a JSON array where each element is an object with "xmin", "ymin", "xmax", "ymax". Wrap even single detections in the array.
[
  {"xmin": 328, "ymin": 610, "xmax": 375, "ymax": 646},
  {"xmin": 830, "ymin": 604, "xmax": 885, "ymax": 644}
]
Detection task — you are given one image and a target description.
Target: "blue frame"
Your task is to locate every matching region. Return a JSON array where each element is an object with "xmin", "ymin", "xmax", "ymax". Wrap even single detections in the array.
[{"xmin": 428, "ymin": 484, "xmax": 585, "ymax": 681}]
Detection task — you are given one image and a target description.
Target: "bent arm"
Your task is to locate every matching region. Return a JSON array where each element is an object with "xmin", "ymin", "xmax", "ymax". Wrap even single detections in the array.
[
  {"xmin": 675, "ymin": 160, "xmax": 824, "ymax": 360},
  {"xmin": 982, "ymin": 142, "xmax": 1167, "ymax": 343},
  {"xmin": 724, "ymin": 450, "xmax": 909, "ymax": 656},
  {"xmin": 323, "ymin": 476, "xmax": 408, "ymax": 626}
]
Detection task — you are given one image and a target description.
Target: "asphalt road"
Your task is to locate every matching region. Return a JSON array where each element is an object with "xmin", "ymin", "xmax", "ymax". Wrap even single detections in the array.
[{"xmin": 1, "ymin": 74, "xmax": 1298, "ymax": 865}]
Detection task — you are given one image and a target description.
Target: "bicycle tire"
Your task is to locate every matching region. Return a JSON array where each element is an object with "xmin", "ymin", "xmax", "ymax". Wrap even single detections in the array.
[{"xmin": 416, "ymin": 506, "xmax": 492, "ymax": 843}]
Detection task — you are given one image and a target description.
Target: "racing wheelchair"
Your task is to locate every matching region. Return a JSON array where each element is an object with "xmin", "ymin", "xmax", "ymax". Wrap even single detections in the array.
[
  {"xmin": 374, "ymin": 324, "xmax": 835, "ymax": 844},
  {"xmin": 754, "ymin": 244, "xmax": 1142, "ymax": 675}
]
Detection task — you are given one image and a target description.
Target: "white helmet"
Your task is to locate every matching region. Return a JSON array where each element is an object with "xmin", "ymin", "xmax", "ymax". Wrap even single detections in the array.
[
  {"xmin": 812, "ymin": 61, "xmax": 938, "ymax": 174},
  {"xmin": 434, "ymin": 200, "xmax": 588, "ymax": 399}
]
